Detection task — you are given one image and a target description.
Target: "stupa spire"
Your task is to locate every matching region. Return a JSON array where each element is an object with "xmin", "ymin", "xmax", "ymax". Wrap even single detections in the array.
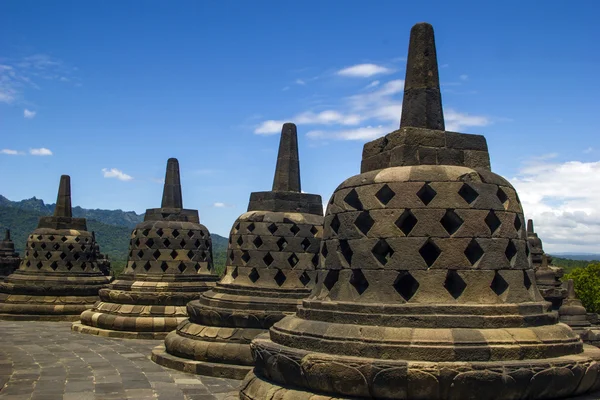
[
  {"xmin": 4, "ymin": 229, "xmax": 10, "ymax": 241},
  {"xmin": 527, "ymin": 219, "xmax": 535, "ymax": 234},
  {"xmin": 272, "ymin": 123, "xmax": 301, "ymax": 193},
  {"xmin": 400, "ymin": 22, "xmax": 445, "ymax": 130},
  {"xmin": 161, "ymin": 158, "xmax": 183, "ymax": 209},
  {"xmin": 53, "ymin": 175, "xmax": 72, "ymax": 218}
]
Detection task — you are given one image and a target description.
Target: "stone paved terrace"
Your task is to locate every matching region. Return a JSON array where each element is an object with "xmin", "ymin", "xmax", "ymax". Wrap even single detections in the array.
[{"xmin": 0, "ymin": 321, "xmax": 240, "ymax": 400}]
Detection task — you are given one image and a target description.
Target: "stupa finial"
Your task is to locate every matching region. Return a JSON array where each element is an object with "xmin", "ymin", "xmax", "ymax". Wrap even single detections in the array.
[
  {"xmin": 53, "ymin": 175, "xmax": 72, "ymax": 218},
  {"xmin": 4, "ymin": 229, "xmax": 10, "ymax": 241},
  {"xmin": 527, "ymin": 219, "xmax": 535, "ymax": 234},
  {"xmin": 161, "ymin": 158, "xmax": 183, "ymax": 209},
  {"xmin": 272, "ymin": 122, "xmax": 301, "ymax": 193},
  {"xmin": 400, "ymin": 22, "xmax": 445, "ymax": 130}
]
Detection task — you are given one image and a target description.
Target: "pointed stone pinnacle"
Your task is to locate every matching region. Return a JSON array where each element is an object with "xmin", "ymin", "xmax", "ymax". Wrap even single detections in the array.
[
  {"xmin": 53, "ymin": 175, "xmax": 73, "ymax": 218},
  {"xmin": 161, "ymin": 158, "xmax": 183, "ymax": 209},
  {"xmin": 272, "ymin": 123, "xmax": 301, "ymax": 193},
  {"xmin": 527, "ymin": 219, "xmax": 534, "ymax": 234},
  {"xmin": 400, "ymin": 22, "xmax": 445, "ymax": 130},
  {"xmin": 4, "ymin": 229, "xmax": 10, "ymax": 241}
]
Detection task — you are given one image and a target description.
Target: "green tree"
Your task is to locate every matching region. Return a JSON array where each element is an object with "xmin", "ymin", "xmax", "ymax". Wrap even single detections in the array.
[{"xmin": 565, "ymin": 263, "xmax": 600, "ymax": 313}]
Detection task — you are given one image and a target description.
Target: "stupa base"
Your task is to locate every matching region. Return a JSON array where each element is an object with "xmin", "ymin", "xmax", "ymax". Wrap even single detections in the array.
[
  {"xmin": 71, "ymin": 321, "xmax": 174, "ymax": 339},
  {"xmin": 240, "ymin": 340, "xmax": 600, "ymax": 400},
  {"xmin": 152, "ymin": 344, "xmax": 251, "ymax": 380},
  {"xmin": 0, "ymin": 300, "xmax": 96, "ymax": 321}
]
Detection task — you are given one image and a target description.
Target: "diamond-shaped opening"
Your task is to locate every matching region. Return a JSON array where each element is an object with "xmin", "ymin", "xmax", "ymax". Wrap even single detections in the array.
[
  {"xmin": 61, "ymin": 236, "xmax": 68, "ymax": 242},
  {"xmin": 514, "ymin": 215, "xmax": 522, "ymax": 233},
  {"xmin": 178, "ymin": 262, "xmax": 186, "ymax": 273},
  {"xmin": 53, "ymin": 243, "xmax": 60, "ymax": 250},
  {"xmin": 200, "ymin": 251, "xmax": 207, "ymax": 261},
  {"xmin": 157, "ymin": 228, "xmax": 164, "ymax": 237},
  {"xmin": 321, "ymin": 242, "xmax": 328, "ymax": 258},
  {"xmin": 419, "ymin": 239, "xmax": 441, "ymax": 268},
  {"xmin": 25, "ymin": 261, "xmax": 31, "ymax": 267},
  {"xmin": 339, "ymin": 239, "xmax": 353, "ymax": 265},
  {"xmin": 241, "ymin": 250, "xmax": 251, "ymax": 264},
  {"xmin": 170, "ymin": 250, "xmax": 178, "ymax": 259},
  {"xmin": 48, "ymin": 235, "xmax": 55, "ymax": 241},
  {"xmin": 375, "ymin": 184, "xmax": 396, "ymax": 205},
  {"xmin": 267, "ymin": 223, "xmax": 278, "ymax": 234},
  {"xmin": 277, "ymin": 237, "xmax": 288, "ymax": 251},
  {"xmin": 234, "ymin": 222, "xmax": 241, "ymax": 233},
  {"xmin": 137, "ymin": 250, "xmax": 144, "ymax": 258},
  {"xmin": 290, "ymin": 224, "xmax": 300, "ymax": 236},
  {"xmin": 323, "ymin": 270, "xmax": 339, "ymax": 291},
  {"xmin": 163, "ymin": 238, "xmax": 171, "ymax": 247},
  {"xmin": 66, "ymin": 261, "xmax": 73, "ymax": 270},
  {"xmin": 497, "ymin": 187, "xmax": 509, "ymax": 206},
  {"xmin": 505, "ymin": 240, "xmax": 518, "ymax": 262},
  {"xmin": 146, "ymin": 238, "xmax": 154, "ymax": 248},
  {"xmin": 299, "ymin": 271, "xmax": 311, "ymax": 286},
  {"xmin": 287, "ymin": 253, "xmax": 299, "ymax": 267},
  {"xmin": 36, "ymin": 261, "xmax": 43, "ymax": 269},
  {"xmin": 344, "ymin": 189, "xmax": 363, "ymax": 210},
  {"xmin": 41, "ymin": 243, "xmax": 47, "ymax": 249},
  {"xmin": 330, "ymin": 215, "xmax": 341, "ymax": 234},
  {"xmin": 458, "ymin": 183, "xmax": 479, "ymax": 205},
  {"xmin": 80, "ymin": 262, "xmax": 87, "ymax": 271},
  {"xmin": 153, "ymin": 249, "xmax": 161, "ymax": 260},
  {"xmin": 199, "ymin": 230, "xmax": 205, "ymax": 238},
  {"xmin": 274, "ymin": 269, "xmax": 286, "ymax": 286},
  {"xmin": 249, "ymin": 268, "xmax": 260, "ymax": 283},
  {"xmin": 180, "ymin": 239, "xmax": 186, "ymax": 247},
  {"xmin": 73, "ymin": 252, "xmax": 81, "ymax": 260},
  {"xmin": 45, "ymin": 251, "xmax": 52, "ymax": 260},
  {"xmin": 311, "ymin": 253, "xmax": 319, "ymax": 268},
  {"xmin": 485, "ymin": 210, "xmax": 502, "ymax": 235},
  {"xmin": 416, "ymin": 183, "xmax": 437, "ymax": 206},
  {"xmin": 33, "ymin": 251, "xmax": 39, "ymax": 258},
  {"xmin": 159, "ymin": 261, "xmax": 168, "ymax": 272},
  {"xmin": 444, "ymin": 270, "xmax": 467, "ymax": 299},
  {"xmin": 464, "ymin": 239, "xmax": 484, "ymax": 266},
  {"xmin": 31, "ymin": 242, "xmax": 36, "ymax": 248},
  {"xmin": 229, "ymin": 250, "xmax": 235, "ymax": 262},
  {"xmin": 395, "ymin": 209, "xmax": 418, "ymax": 236},
  {"xmin": 187, "ymin": 250, "xmax": 195, "ymax": 259},
  {"xmin": 172, "ymin": 229, "xmax": 180, "ymax": 238},
  {"xmin": 525, "ymin": 243, "xmax": 530, "ymax": 258},
  {"xmin": 301, "ymin": 238, "xmax": 311, "ymax": 251},
  {"xmin": 310, "ymin": 226, "xmax": 319, "ymax": 236},
  {"xmin": 263, "ymin": 252, "xmax": 274, "ymax": 266},
  {"xmin": 59, "ymin": 252, "xmax": 67, "ymax": 260},
  {"xmin": 491, "ymin": 271, "xmax": 509, "ymax": 296},
  {"xmin": 354, "ymin": 212, "xmax": 375, "ymax": 236},
  {"xmin": 194, "ymin": 239, "xmax": 201, "ymax": 248},
  {"xmin": 247, "ymin": 223, "xmax": 255, "ymax": 233},
  {"xmin": 142, "ymin": 229, "xmax": 150, "ymax": 237},
  {"xmin": 187, "ymin": 230, "xmax": 195, "ymax": 238},
  {"xmin": 440, "ymin": 209, "xmax": 464, "ymax": 235},
  {"xmin": 372, "ymin": 239, "xmax": 394, "ymax": 266},
  {"xmin": 68, "ymin": 244, "xmax": 75, "ymax": 251},
  {"xmin": 524, "ymin": 271, "xmax": 532, "ymax": 290},
  {"xmin": 253, "ymin": 236, "xmax": 263, "ymax": 249},
  {"xmin": 237, "ymin": 236, "xmax": 243, "ymax": 246},
  {"xmin": 135, "ymin": 238, "xmax": 141, "ymax": 247},
  {"xmin": 75, "ymin": 237, "xmax": 80, "ymax": 243},
  {"xmin": 50, "ymin": 261, "xmax": 58, "ymax": 271},
  {"xmin": 143, "ymin": 261, "xmax": 151, "ymax": 271},
  {"xmin": 394, "ymin": 272, "xmax": 419, "ymax": 301},
  {"xmin": 36, "ymin": 235, "xmax": 43, "ymax": 240},
  {"xmin": 350, "ymin": 269, "xmax": 369, "ymax": 295}
]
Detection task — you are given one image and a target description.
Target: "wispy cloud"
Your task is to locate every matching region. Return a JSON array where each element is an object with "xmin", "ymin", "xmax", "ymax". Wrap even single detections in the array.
[
  {"xmin": 365, "ymin": 80, "xmax": 380, "ymax": 89},
  {"xmin": 23, "ymin": 109, "xmax": 36, "ymax": 119},
  {"xmin": 295, "ymin": 79, "xmax": 306, "ymax": 85},
  {"xmin": 584, "ymin": 147, "xmax": 594, "ymax": 154},
  {"xmin": 212, "ymin": 202, "xmax": 234, "ymax": 208},
  {"xmin": 1, "ymin": 149, "xmax": 22, "ymax": 155},
  {"xmin": 337, "ymin": 63, "xmax": 394, "ymax": 78},
  {"xmin": 29, "ymin": 148, "xmax": 52, "ymax": 156},
  {"xmin": 102, "ymin": 168, "xmax": 133, "ymax": 181},
  {"xmin": 459, "ymin": 74, "xmax": 469, "ymax": 81}
]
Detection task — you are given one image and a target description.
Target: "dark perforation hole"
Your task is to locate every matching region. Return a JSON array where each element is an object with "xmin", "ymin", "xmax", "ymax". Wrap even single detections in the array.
[
  {"xmin": 524, "ymin": 271, "xmax": 532, "ymax": 290},
  {"xmin": 444, "ymin": 270, "xmax": 467, "ymax": 299},
  {"xmin": 299, "ymin": 271, "xmax": 311, "ymax": 286},
  {"xmin": 142, "ymin": 229, "xmax": 150, "ymax": 237},
  {"xmin": 274, "ymin": 269, "xmax": 287, "ymax": 286},
  {"xmin": 343, "ymin": 189, "xmax": 363, "ymax": 210},
  {"xmin": 170, "ymin": 250, "xmax": 178, "ymax": 259},
  {"xmin": 153, "ymin": 249, "xmax": 161, "ymax": 260},
  {"xmin": 419, "ymin": 239, "xmax": 441, "ymax": 268},
  {"xmin": 33, "ymin": 251, "xmax": 39, "ymax": 258},
  {"xmin": 290, "ymin": 224, "xmax": 300, "ymax": 236},
  {"xmin": 158, "ymin": 261, "xmax": 167, "ymax": 272},
  {"xmin": 321, "ymin": 242, "xmax": 328, "ymax": 258},
  {"xmin": 66, "ymin": 261, "xmax": 73, "ymax": 270},
  {"xmin": 136, "ymin": 238, "xmax": 142, "ymax": 246},
  {"xmin": 301, "ymin": 238, "xmax": 311, "ymax": 251},
  {"xmin": 514, "ymin": 215, "xmax": 522, "ymax": 232},
  {"xmin": 312, "ymin": 254, "xmax": 319, "ymax": 268},
  {"xmin": 287, "ymin": 253, "xmax": 299, "ymax": 267},
  {"xmin": 156, "ymin": 228, "xmax": 164, "ymax": 237},
  {"xmin": 323, "ymin": 270, "xmax": 339, "ymax": 291},
  {"xmin": 440, "ymin": 209, "xmax": 464, "ymax": 235},
  {"xmin": 330, "ymin": 215, "xmax": 341, "ymax": 234},
  {"xmin": 130, "ymin": 262, "xmax": 136, "ymax": 270},
  {"xmin": 36, "ymin": 235, "xmax": 43, "ymax": 240},
  {"xmin": 491, "ymin": 271, "xmax": 509, "ymax": 296},
  {"xmin": 228, "ymin": 250, "xmax": 235, "ymax": 262},
  {"xmin": 48, "ymin": 235, "xmax": 55, "ymax": 241},
  {"xmin": 41, "ymin": 243, "xmax": 47, "ymax": 249},
  {"xmin": 137, "ymin": 250, "xmax": 144, "ymax": 258},
  {"xmin": 178, "ymin": 262, "xmax": 186, "ymax": 273},
  {"xmin": 229, "ymin": 237, "xmax": 232, "ymax": 245},
  {"xmin": 497, "ymin": 187, "xmax": 509, "ymax": 205},
  {"xmin": 395, "ymin": 209, "xmax": 418, "ymax": 236},
  {"xmin": 241, "ymin": 251, "xmax": 251, "ymax": 265},
  {"xmin": 253, "ymin": 236, "xmax": 263, "ymax": 249},
  {"xmin": 416, "ymin": 183, "xmax": 437, "ymax": 206},
  {"xmin": 194, "ymin": 239, "xmax": 201, "ymax": 247},
  {"xmin": 354, "ymin": 212, "xmax": 375, "ymax": 236},
  {"xmin": 464, "ymin": 239, "xmax": 484, "ymax": 265},
  {"xmin": 349, "ymin": 269, "xmax": 369, "ymax": 295},
  {"xmin": 25, "ymin": 261, "xmax": 31, "ymax": 267},
  {"xmin": 75, "ymin": 237, "xmax": 81, "ymax": 243},
  {"xmin": 187, "ymin": 230, "xmax": 195, "ymax": 239},
  {"xmin": 61, "ymin": 236, "xmax": 68, "ymax": 242},
  {"xmin": 231, "ymin": 267, "xmax": 239, "ymax": 279},
  {"xmin": 234, "ymin": 222, "xmax": 241, "ymax": 233},
  {"xmin": 339, "ymin": 239, "xmax": 353, "ymax": 265},
  {"xmin": 200, "ymin": 251, "xmax": 207, "ymax": 261},
  {"xmin": 146, "ymin": 238, "xmax": 154, "ymax": 248},
  {"xmin": 247, "ymin": 223, "xmax": 255, "ymax": 233},
  {"xmin": 44, "ymin": 252, "xmax": 52, "ymax": 260},
  {"xmin": 180, "ymin": 239, "xmax": 186, "ymax": 247},
  {"xmin": 172, "ymin": 229, "xmax": 180, "ymax": 238},
  {"xmin": 265, "ymin": 252, "xmax": 276, "ymax": 266},
  {"xmin": 142, "ymin": 261, "xmax": 151, "ymax": 271},
  {"xmin": 80, "ymin": 262, "xmax": 87, "ymax": 270},
  {"xmin": 237, "ymin": 236, "xmax": 244, "ymax": 246},
  {"xmin": 267, "ymin": 223, "xmax": 278, "ymax": 234},
  {"xmin": 67, "ymin": 244, "xmax": 75, "ymax": 251},
  {"xmin": 187, "ymin": 250, "xmax": 195, "ymax": 259},
  {"xmin": 485, "ymin": 210, "xmax": 502, "ymax": 235},
  {"xmin": 394, "ymin": 272, "xmax": 420, "ymax": 301},
  {"xmin": 310, "ymin": 226, "xmax": 319, "ymax": 236},
  {"xmin": 199, "ymin": 230, "xmax": 205, "ymax": 238},
  {"xmin": 329, "ymin": 195, "xmax": 335, "ymax": 205},
  {"xmin": 31, "ymin": 242, "xmax": 36, "ymax": 248},
  {"xmin": 194, "ymin": 263, "xmax": 201, "ymax": 272},
  {"xmin": 505, "ymin": 240, "xmax": 518, "ymax": 262},
  {"xmin": 81, "ymin": 245, "xmax": 86, "ymax": 251},
  {"xmin": 277, "ymin": 238, "xmax": 288, "ymax": 251},
  {"xmin": 50, "ymin": 261, "xmax": 58, "ymax": 271},
  {"xmin": 375, "ymin": 184, "xmax": 396, "ymax": 205},
  {"xmin": 163, "ymin": 238, "xmax": 171, "ymax": 247},
  {"xmin": 372, "ymin": 239, "xmax": 394, "ymax": 266},
  {"xmin": 525, "ymin": 244, "xmax": 530, "ymax": 258},
  {"xmin": 283, "ymin": 218, "xmax": 293, "ymax": 224},
  {"xmin": 59, "ymin": 252, "xmax": 67, "ymax": 260},
  {"xmin": 53, "ymin": 243, "xmax": 60, "ymax": 250},
  {"xmin": 249, "ymin": 268, "xmax": 260, "ymax": 283},
  {"xmin": 73, "ymin": 252, "xmax": 80, "ymax": 260},
  {"xmin": 36, "ymin": 261, "xmax": 43, "ymax": 269}
]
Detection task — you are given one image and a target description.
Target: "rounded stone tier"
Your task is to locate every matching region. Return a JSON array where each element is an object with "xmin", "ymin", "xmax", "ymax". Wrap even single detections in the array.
[
  {"xmin": 0, "ymin": 228, "xmax": 111, "ymax": 321},
  {"xmin": 241, "ymin": 165, "xmax": 600, "ymax": 399},
  {"xmin": 152, "ymin": 210, "xmax": 323, "ymax": 379},
  {"xmin": 72, "ymin": 219, "xmax": 219, "ymax": 339}
]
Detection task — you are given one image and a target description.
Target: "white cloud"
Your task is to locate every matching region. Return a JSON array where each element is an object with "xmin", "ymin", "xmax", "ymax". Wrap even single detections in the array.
[
  {"xmin": 23, "ymin": 109, "xmax": 36, "ymax": 119},
  {"xmin": 584, "ymin": 147, "xmax": 594, "ymax": 154},
  {"xmin": 213, "ymin": 202, "xmax": 226, "ymax": 208},
  {"xmin": 337, "ymin": 63, "xmax": 393, "ymax": 78},
  {"xmin": 445, "ymin": 109, "xmax": 489, "ymax": 132},
  {"xmin": 365, "ymin": 80, "xmax": 380, "ymax": 89},
  {"xmin": 1, "ymin": 149, "xmax": 21, "ymax": 155},
  {"xmin": 295, "ymin": 79, "xmax": 306, "ymax": 85},
  {"xmin": 255, "ymin": 120, "xmax": 286, "ymax": 135},
  {"xmin": 512, "ymin": 159, "xmax": 600, "ymax": 253},
  {"xmin": 102, "ymin": 168, "xmax": 133, "ymax": 181},
  {"xmin": 459, "ymin": 74, "xmax": 469, "ymax": 81},
  {"xmin": 29, "ymin": 148, "xmax": 52, "ymax": 156}
]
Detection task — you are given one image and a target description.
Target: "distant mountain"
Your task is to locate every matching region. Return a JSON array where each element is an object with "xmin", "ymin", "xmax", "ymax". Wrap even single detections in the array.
[{"xmin": 550, "ymin": 253, "xmax": 600, "ymax": 262}]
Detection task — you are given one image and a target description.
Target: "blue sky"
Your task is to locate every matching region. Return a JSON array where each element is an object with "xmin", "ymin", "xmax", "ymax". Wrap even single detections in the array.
[{"xmin": 1, "ymin": 1, "xmax": 599, "ymax": 252}]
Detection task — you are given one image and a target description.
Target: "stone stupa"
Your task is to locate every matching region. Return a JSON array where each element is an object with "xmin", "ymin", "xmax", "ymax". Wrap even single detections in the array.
[
  {"xmin": 0, "ymin": 175, "xmax": 111, "ymax": 320},
  {"xmin": 239, "ymin": 23, "xmax": 600, "ymax": 400},
  {"xmin": 152, "ymin": 123, "xmax": 323, "ymax": 379},
  {"xmin": 0, "ymin": 229, "xmax": 20, "ymax": 279},
  {"xmin": 72, "ymin": 158, "xmax": 219, "ymax": 339},
  {"xmin": 91, "ymin": 231, "xmax": 111, "ymax": 277}
]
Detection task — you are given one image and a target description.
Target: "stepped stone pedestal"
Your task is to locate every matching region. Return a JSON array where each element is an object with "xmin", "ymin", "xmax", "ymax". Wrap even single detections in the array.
[
  {"xmin": 239, "ymin": 23, "xmax": 600, "ymax": 400},
  {"xmin": 0, "ymin": 229, "xmax": 20, "ymax": 279},
  {"xmin": 0, "ymin": 176, "xmax": 111, "ymax": 321},
  {"xmin": 152, "ymin": 123, "xmax": 323, "ymax": 379},
  {"xmin": 72, "ymin": 158, "xmax": 219, "ymax": 339}
]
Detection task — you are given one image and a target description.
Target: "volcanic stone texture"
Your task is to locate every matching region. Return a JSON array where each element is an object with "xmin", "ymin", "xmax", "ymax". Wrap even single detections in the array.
[{"xmin": 0, "ymin": 230, "xmax": 20, "ymax": 279}]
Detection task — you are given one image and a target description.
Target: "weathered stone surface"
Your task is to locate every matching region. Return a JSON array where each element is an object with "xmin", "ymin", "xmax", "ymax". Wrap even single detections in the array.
[
  {"xmin": 72, "ymin": 158, "xmax": 219, "ymax": 338},
  {"xmin": 0, "ymin": 175, "xmax": 111, "ymax": 320},
  {"xmin": 0, "ymin": 229, "xmax": 20, "ymax": 279},
  {"xmin": 153, "ymin": 123, "xmax": 323, "ymax": 378},
  {"xmin": 239, "ymin": 23, "xmax": 600, "ymax": 400}
]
